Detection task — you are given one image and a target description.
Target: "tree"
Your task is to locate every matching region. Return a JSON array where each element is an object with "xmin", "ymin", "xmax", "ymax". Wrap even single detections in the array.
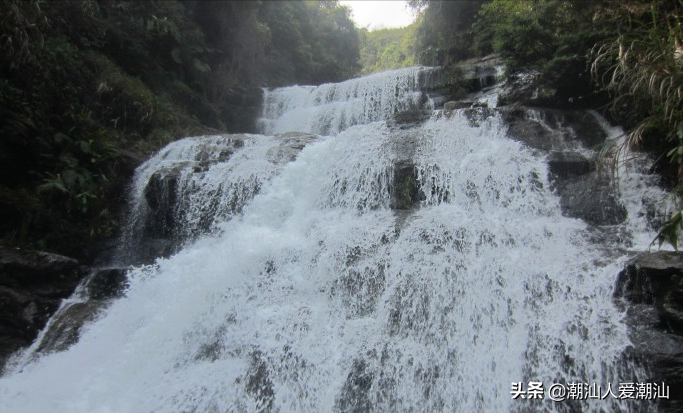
[
  {"xmin": 409, "ymin": 0, "xmax": 489, "ymax": 66},
  {"xmin": 0, "ymin": 0, "xmax": 362, "ymax": 256},
  {"xmin": 358, "ymin": 23, "xmax": 418, "ymax": 74}
]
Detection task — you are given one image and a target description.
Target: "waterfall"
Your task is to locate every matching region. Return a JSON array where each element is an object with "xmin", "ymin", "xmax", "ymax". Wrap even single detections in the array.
[
  {"xmin": 258, "ymin": 66, "xmax": 439, "ymax": 135},
  {"xmin": 0, "ymin": 68, "xmax": 667, "ymax": 413}
]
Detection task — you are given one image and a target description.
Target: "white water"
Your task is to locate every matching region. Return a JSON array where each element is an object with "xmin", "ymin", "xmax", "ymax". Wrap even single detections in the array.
[
  {"xmin": 119, "ymin": 133, "xmax": 319, "ymax": 261},
  {"xmin": 0, "ymin": 68, "xmax": 665, "ymax": 413},
  {"xmin": 258, "ymin": 66, "xmax": 438, "ymax": 136}
]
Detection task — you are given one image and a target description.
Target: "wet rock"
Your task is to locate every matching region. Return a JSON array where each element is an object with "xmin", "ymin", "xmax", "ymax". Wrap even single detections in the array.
[
  {"xmin": 556, "ymin": 175, "xmax": 627, "ymax": 225},
  {"xmin": 389, "ymin": 110, "xmax": 431, "ymax": 129},
  {"xmin": 497, "ymin": 71, "xmax": 550, "ymax": 107},
  {"xmin": 246, "ymin": 351, "xmax": 275, "ymax": 412},
  {"xmin": 615, "ymin": 252, "xmax": 683, "ymax": 408},
  {"xmin": 333, "ymin": 264, "xmax": 386, "ymax": 318},
  {"xmin": 454, "ymin": 54, "xmax": 503, "ymax": 91},
  {"xmin": 194, "ymin": 138, "xmax": 244, "ymax": 163},
  {"xmin": 390, "ymin": 160, "xmax": 423, "ymax": 210},
  {"xmin": 85, "ymin": 268, "xmax": 129, "ymax": 300},
  {"xmin": 547, "ymin": 151, "xmax": 594, "ymax": 179},
  {"xmin": 267, "ymin": 132, "xmax": 318, "ymax": 163},
  {"xmin": 443, "ymin": 100, "xmax": 473, "ymax": 111},
  {"xmin": 0, "ymin": 247, "xmax": 83, "ymax": 297},
  {"xmin": 131, "ymin": 238, "xmax": 177, "ymax": 264},
  {"xmin": 143, "ymin": 164, "xmax": 186, "ymax": 239},
  {"xmin": 615, "ymin": 252, "xmax": 683, "ymax": 329},
  {"xmin": 337, "ymin": 359, "xmax": 374, "ymax": 413},
  {"xmin": 499, "ymin": 107, "xmax": 607, "ymax": 152},
  {"xmin": 500, "ymin": 108, "xmax": 560, "ymax": 151},
  {"xmin": 462, "ymin": 107, "xmax": 495, "ymax": 127},
  {"xmin": 0, "ymin": 246, "xmax": 87, "ymax": 371},
  {"xmin": 30, "ymin": 268, "xmax": 128, "ymax": 356},
  {"xmin": 559, "ymin": 111, "xmax": 608, "ymax": 149},
  {"xmin": 35, "ymin": 301, "xmax": 103, "ymax": 354},
  {"xmin": 0, "ymin": 286, "xmax": 59, "ymax": 341}
]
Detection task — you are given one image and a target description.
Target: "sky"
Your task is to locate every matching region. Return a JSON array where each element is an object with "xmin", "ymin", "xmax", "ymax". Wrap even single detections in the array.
[{"xmin": 339, "ymin": 1, "xmax": 416, "ymax": 30}]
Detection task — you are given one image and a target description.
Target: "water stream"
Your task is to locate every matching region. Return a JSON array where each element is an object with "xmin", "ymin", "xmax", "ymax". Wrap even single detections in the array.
[{"xmin": 0, "ymin": 67, "xmax": 669, "ymax": 413}]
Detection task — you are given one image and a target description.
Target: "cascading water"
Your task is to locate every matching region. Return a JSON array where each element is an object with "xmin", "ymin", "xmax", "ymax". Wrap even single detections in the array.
[
  {"xmin": 0, "ymin": 68, "xmax": 670, "ymax": 412},
  {"xmin": 258, "ymin": 66, "xmax": 439, "ymax": 135}
]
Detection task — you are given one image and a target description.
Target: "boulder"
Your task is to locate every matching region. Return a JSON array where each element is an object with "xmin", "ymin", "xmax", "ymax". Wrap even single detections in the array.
[
  {"xmin": 144, "ymin": 164, "xmax": 185, "ymax": 215},
  {"xmin": 497, "ymin": 71, "xmax": 549, "ymax": 107},
  {"xmin": 559, "ymin": 110, "xmax": 608, "ymax": 149},
  {"xmin": 0, "ymin": 247, "xmax": 83, "ymax": 298},
  {"xmin": 142, "ymin": 163, "xmax": 190, "ymax": 241},
  {"xmin": 22, "ymin": 267, "xmax": 129, "ymax": 356},
  {"xmin": 556, "ymin": 175, "xmax": 627, "ymax": 226},
  {"xmin": 499, "ymin": 107, "xmax": 608, "ymax": 153},
  {"xmin": 547, "ymin": 151, "xmax": 594, "ymax": 179},
  {"xmin": 443, "ymin": 100, "xmax": 473, "ymax": 111},
  {"xmin": 615, "ymin": 251, "xmax": 683, "ymax": 329},
  {"xmin": 389, "ymin": 110, "xmax": 431, "ymax": 129},
  {"xmin": 614, "ymin": 252, "xmax": 683, "ymax": 406},
  {"xmin": 0, "ymin": 246, "xmax": 87, "ymax": 371},
  {"xmin": 0, "ymin": 286, "xmax": 59, "ymax": 341},
  {"xmin": 462, "ymin": 107, "xmax": 495, "ymax": 127},
  {"xmin": 35, "ymin": 301, "xmax": 102, "ymax": 354},
  {"xmin": 498, "ymin": 107, "xmax": 563, "ymax": 151}
]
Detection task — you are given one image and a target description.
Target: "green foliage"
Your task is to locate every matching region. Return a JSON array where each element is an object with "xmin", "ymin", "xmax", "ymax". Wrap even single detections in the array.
[
  {"xmin": 590, "ymin": 0, "xmax": 683, "ymax": 248},
  {"xmin": 0, "ymin": 0, "xmax": 362, "ymax": 256},
  {"xmin": 653, "ymin": 209, "xmax": 683, "ymax": 250},
  {"xmin": 409, "ymin": 0, "xmax": 488, "ymax": 66},
  {"xmin": 592, "ymin": 1, "xmax": 683, "ymax": 154},
  {"xmin": 358, "ymin": 23, "xmax": 418, "ymax": 74},
  {"xmin": 434, "ymin": 65, "xmax": 472, "ymax": 100},
  {"xmin": 473, "ymin": 0, "xmax": 603, "ymax": 105}
]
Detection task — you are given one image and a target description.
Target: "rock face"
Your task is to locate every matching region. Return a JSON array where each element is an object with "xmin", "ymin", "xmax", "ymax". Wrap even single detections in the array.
[
  {"xmin": 390, "ymin": 160, "xmax": 423, "ymax": 210},
  {"xmin": 499, "ymin": 107, "xmax": 607, "ymax": 152},
  {"xmin": 614, "ymin": 252, "xmax": 683, "ymax": 410},
  {"xmin": 495, "ymin": 106, "xmax": 627, "ymax": 226},
  {"xmin": 266, "ymin": 132, "xmax": 318, "ymax": 163},
  {"xmin": 389, "ymin": 110, "xmax": 431, "ymax": 129},
  {"xmin": 443, "ymin": 100, "xmax": 473, "ymax": 111},
  {"xmin": 32, "ymin": 267, "xmax": 129, "ymax": 355},
  {"xmin": 425, "ymin": 54, "xmax": 502, "ymax": 105},
  {"xmin": 555, "ymin": 176, "xmax": 628, "ymax": 226},
  {"xmin": 395, "ymin": 83, "xmax": 629, "ymax": 229},
  {"xmin": 223, "ymin": 87, "xmax": 264, "ymax": 133},
  {"xmin": 616, "ymin": 252, "xmax": 683, "ymax": 329},
  {"xmin": 132, "ymin": 133, "xmax": 319, "ymax": 264},
  {"xmin": 454, "ymin": 54, "xmax": 503, "ymax": 90},
  {"xmin": 547, "ymin": 151, "xmax": 594, "ymax": 179},
  {"xmin": 0, "ymin": 246, "xmax": 88, "ymax": 371}
]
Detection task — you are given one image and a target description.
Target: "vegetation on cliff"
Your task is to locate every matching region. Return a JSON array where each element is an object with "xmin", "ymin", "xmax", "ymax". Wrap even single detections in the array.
[
  {"xmin": 0, "ymin": 0, "xmax": 360, "ymax": 258},
  {"xmin": 358, "ymin": 22, "xmax": 418, "ymax": 75}
]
